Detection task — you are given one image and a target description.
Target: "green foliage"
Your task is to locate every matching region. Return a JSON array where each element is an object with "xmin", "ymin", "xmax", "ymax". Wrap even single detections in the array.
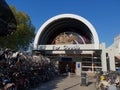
[{"xmin": 0, "ymin": 6, "xmax": 35, "ymax": 51}]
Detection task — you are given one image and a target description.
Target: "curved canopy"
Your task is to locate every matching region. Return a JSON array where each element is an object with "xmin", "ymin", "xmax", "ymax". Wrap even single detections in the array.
[
  {"xmin": 0, "ymin": 0, "xmax": 17, "ymax": 36},
  {"xmin": 34, "ymin": 14, "xmax": 99, "ymax": 49}
]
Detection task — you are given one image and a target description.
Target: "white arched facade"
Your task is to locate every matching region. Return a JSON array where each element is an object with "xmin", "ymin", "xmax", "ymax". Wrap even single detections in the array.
[{"xmin": 34, "ymin": 14, "xmax": 99, "ymax": 50}]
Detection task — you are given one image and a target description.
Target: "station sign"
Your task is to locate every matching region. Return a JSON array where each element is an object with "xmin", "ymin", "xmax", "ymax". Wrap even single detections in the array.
[{"xmin": 37, "ymin": 44, "xmax": 95, "ymax": 51}]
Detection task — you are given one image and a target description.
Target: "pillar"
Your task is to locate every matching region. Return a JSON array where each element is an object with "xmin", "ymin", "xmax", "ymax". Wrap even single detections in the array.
[
  {"xmin": 109, "ymin": 48, "xmax": 116, "ymax": 71},
  {"xmin": 101, "ymin": 43, "xmax": 107, "ymax": 72},
  {"xmin": 76, "ymin": 62, "xmax": 82, "ymax": 76}
]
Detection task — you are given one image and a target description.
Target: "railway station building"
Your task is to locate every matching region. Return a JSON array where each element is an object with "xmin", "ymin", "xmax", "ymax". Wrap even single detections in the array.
[{"xmin": 33, "ymin": 14, "xmax": 120, "ymax": 75}]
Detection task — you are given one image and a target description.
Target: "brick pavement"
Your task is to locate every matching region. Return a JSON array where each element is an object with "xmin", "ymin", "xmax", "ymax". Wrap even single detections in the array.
[{"xmin": 30, "ymin": 74, "xmax": 96, "ymax": 90}]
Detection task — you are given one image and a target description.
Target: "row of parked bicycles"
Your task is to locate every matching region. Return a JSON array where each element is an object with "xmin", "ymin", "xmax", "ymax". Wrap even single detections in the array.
[
  {"xmin": 0, "ymin": 48, "xmax": 59, "ymax": 90},
  {"xmin": 95, "ymin": 71, "xmax": 120, "ymax": 90}
]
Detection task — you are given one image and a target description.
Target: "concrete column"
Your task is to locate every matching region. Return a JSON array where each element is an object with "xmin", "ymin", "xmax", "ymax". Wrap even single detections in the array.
[
  {"xmin": 76, "ymin": 62, "xmax": 82, "ymax": 76},
  {"xmin": 91, "ymin": 54, "xmax": 94, "ymax": 72},
  {"xmin": 101, "ymin": 43, "xmax": 107, "ymax": 72},
  {"xmin": 109, "ymin": 48, "xmax": 116, "ymax": 71}
]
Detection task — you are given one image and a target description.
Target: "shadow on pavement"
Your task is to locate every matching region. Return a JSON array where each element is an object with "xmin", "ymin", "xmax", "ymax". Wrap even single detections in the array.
[
  {"xmin": 30, "ymin": 75, "xmax": 68, "ymax": 90},
  {"xmin": 63, "ymin": 83, "xmax": 80, "ymax": 90},
  {"xmin": 87, "ymin": 82, "xmax": 93, "ymax": 86},
  {"xmin": 30, "ymin": 74, "xmax": 96, "ymax": 90}
]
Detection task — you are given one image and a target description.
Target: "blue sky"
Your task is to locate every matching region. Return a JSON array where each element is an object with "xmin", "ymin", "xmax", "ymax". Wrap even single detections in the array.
[{"xmin": 6, "ymin": 0, "xmax": 120, "ymax": 47}]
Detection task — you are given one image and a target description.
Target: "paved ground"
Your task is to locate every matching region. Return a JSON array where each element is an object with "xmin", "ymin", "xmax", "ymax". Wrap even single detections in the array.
[{"xmin": 30, "ymin": 74, "xmax": 96, "ymax": 90}]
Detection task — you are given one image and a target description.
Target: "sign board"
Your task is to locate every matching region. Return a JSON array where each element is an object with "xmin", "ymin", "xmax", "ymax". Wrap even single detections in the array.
[
  {"xmin": 78, "ymin": 63, "xmax": 80, "ymax": 68},
  {"xmin": 37, "ymin": 44, "xmax": 95, "ymax": 51},
  {"xmin": 76, "ymin": 62, "xmax": 82, "ymax": 76}
]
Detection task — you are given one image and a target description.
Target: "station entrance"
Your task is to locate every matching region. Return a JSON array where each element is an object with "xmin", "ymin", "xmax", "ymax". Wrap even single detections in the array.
[
  {"xmin": 33, "ymin": 14, "xmax": 101, "ymax": 75},
  {"xmin": 45, "ymin": 49, "xmax": 102, "ymax": 75},
  {"xmin": 59, "ymin": 61, "xmax": 76, "ymax": 74}
]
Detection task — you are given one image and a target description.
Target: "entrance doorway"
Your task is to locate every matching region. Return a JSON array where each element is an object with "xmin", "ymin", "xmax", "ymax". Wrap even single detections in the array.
[{"xmin": 59, "ymin": 61, "xmax": 76, "ymax": 74}]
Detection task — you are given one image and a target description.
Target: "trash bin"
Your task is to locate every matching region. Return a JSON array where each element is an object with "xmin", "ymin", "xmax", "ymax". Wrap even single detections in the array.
[{"xmin": 80, "ymin": 73, "xmax": 88, "ymax": 86}]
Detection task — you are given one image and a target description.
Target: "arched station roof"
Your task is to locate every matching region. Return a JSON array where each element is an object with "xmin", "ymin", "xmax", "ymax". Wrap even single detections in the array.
[{"xmin": 34, "ymin": 14, "xmax": 99, "ymax": 49}]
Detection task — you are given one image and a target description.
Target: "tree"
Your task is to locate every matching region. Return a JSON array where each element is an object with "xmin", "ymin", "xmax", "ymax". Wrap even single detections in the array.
[{"xmin": 0, "ymin": 6, "xmax": 35, "ymax": 51}]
